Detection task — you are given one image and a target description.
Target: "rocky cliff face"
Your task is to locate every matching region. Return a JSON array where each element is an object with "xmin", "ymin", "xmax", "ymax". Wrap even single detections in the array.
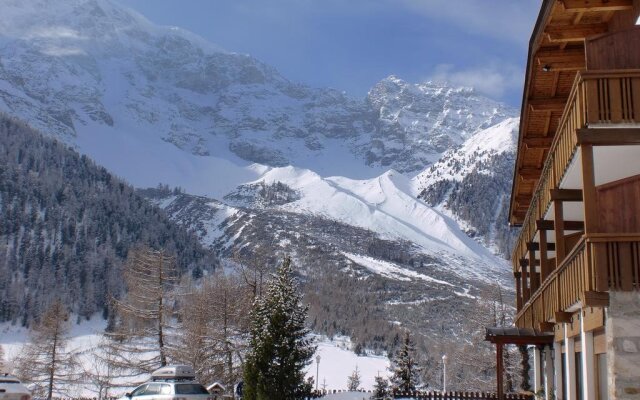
[{"xmin": 0, "ymin": 0, "xmax": 516, "ymax": 176}]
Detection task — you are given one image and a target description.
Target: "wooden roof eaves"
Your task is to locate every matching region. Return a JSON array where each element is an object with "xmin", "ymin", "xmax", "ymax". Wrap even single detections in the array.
[{"xmin": 509, "ymin": 0, "xmax": 556, "ymax": 227}]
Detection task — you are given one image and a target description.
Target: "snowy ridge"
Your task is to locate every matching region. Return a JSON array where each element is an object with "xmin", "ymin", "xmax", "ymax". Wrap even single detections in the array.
[{"xmin": 413, "ymin": 118, "xmax": 519, "ymax": 189}]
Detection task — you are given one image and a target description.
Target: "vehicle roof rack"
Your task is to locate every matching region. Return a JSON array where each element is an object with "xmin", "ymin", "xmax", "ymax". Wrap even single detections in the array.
[{"xmin": 151, "ymin": 365, "xmax": 196, "ymax": 382}]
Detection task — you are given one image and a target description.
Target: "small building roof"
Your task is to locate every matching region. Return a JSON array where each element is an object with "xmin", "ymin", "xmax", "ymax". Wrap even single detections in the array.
[
  {"xmin": 485, "ymin": 326, "xmax": 554, "ymax": 345},
  {"xmin": 207, "ymin": 382, "xmax": 226, "ymax": 390}
]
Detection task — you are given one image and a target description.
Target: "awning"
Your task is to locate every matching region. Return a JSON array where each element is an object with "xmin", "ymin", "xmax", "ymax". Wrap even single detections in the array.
[{"xmin": 485, "ymin": 327, "xmax": 554, "ymax": 346}]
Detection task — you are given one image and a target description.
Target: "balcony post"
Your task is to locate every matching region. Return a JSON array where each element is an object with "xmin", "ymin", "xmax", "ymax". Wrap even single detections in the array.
[
  {"xmin": 529, "ymin": 248, "xmax": 540, "ymax": 293},
  {"xmin": 533, "ymin": 346, "xmax": 543, "ymax": 394},
  {"xmin": 580, "ymin": 144, "xmax": 598, "ymax": 233},
  {"xmin": 540, "ymin": 230, "xmax": 550, "ymax": 282},
  {"xmin": 544, "ymin": 345, "xmax": 554, "ymax": 400},
  {"xmin": 564, "ymin": 323, "xmax": 577, "ymax": 400},
  {"xmin": 521, "ymin": 259, "xmax": 530, "ymax": 302},
  {"xmin": 554, "ymin": 200, "xmax": 566, "ymax": 265},
  {"xmin": 515, "ymin": 272, "xmax": 522, "ymax": 310},
  {"xmin": 580, "ymin": 310, "xmax": 596, "ymax": 400},
  {"xmin": 554, "ymin": 340, "xmax": 564, "ymax": 400}
]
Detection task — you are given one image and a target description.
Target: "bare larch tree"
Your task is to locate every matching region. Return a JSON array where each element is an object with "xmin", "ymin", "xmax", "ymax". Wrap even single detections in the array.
[
  {"xmin": 104, "ymin": 246, "xmax": 177, "ymax": 376},
  {"xmin": 171, "ymin": 272, "xmax": 250, "ymax": 390},
  {"xmin": 13, "ymin": 300, "xmax": 79, "ymax": 399}
]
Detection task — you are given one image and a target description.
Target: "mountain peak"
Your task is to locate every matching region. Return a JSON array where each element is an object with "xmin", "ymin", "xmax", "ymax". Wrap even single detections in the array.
[{"xmin": 0, "ymin": 0, "xmax": 226, "ymax": 55}]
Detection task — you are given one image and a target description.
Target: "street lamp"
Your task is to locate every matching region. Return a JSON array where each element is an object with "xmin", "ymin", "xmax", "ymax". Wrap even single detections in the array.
[
  {"xmin": 316, "ymin": 355, "xmax": 321, "ymax": 391},
  {"xmin": 442, "ymin": 354, "xmax": 448, "ymax": 393}
]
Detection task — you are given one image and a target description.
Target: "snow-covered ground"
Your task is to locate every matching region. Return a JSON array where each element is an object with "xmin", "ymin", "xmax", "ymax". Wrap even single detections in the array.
[
  {"xmin": 0, "ymin": 321, "xmax": 389, "ymax": 394},
  {"xmin": 305, "ymin": 336, "xmax": 391, "ymax": 392}
]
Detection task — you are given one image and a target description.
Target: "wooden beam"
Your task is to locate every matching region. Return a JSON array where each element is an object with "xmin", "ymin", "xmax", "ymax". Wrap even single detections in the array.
[
  {"xmin": 536, "ymin": 219, "xmax": 585, "ymax": 231},
  {"xmin": 582, "ymin": 291, "xmax": 610, "ymax": 307},
  {"xmin": 578, "ymin": 128, "xmax": 640, "ymax": 145},
  {"xmin": 536, "ymin": 48, "xmax": 585, "ymax": 63},
  {"xmin": 555, "ymin": 311, "xmax": 572, "ymax": 323},
  {"xmin": 550, "ymin": 189, "xmax": 583, "ymax": 201},
  {"xmin": 519, "ymin": 168, "xmax": 543, "ymax": 180},
  {"xmin": 539, "ymin": 322, "xmax": 555, "ymax": 333},
  {"xmin": 523, "ymin": 137, "xmax": 554, "ymax": 149},
  {"xmin": 529, "ymin": 96, "xmax": 568, "ymax": 112},
  {"xmin": 537, "ymin": 60, "xmax": 586, "ymax": 72},
  {"xmin": 561, "ymin": 0, "xmax": 633, "ymax": 12},
  {"xmin": 545, "ymin": 23, "xmax": 608, "ymax": 42},
  {"xmin": 516, "ymin": 195, "xmax": 533, "ymax": 206}
]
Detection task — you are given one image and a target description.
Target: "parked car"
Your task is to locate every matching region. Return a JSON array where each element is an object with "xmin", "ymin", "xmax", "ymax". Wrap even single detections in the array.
[
  {"xmin": 0, "ymin": 374, "xmax": 31, "ymax": 400},
  {"xmin": 123, "ymin": 366, "xmax": 212, "ymax": 400}
]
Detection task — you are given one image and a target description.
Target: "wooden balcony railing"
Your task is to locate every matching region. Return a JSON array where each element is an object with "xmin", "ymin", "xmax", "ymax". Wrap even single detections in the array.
[
  {"xmin": 512, "ymin": 70, "xmax": 640, "ymax": 276},
  {"xmin": 516, "ymin": 234, "xmax": 640, "ymax": 329}
]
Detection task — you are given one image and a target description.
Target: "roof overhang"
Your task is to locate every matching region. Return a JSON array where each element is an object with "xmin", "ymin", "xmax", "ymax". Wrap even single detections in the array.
[{"xmin": 485, "ymin": 326, "xmax": 554, "ymax": 346}]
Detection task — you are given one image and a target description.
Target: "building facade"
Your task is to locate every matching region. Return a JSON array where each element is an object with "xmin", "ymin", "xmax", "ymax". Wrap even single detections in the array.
[{"xmin": 509, "ymin": 1, "xmax": 640, "ymax": 400}]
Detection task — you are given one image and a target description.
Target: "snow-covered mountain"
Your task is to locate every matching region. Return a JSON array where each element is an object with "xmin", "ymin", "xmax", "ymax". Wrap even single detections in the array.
[
  {"xmin": 0, "ymin": 0, "xmax": 521, "ymax": 367},
  {"xmin": 0, "ymin": 0, "xmax": 515, "ymax": 179},
  {"xmin": 415, "ymin": 118, "xmax": 520, "ymax": 254}
]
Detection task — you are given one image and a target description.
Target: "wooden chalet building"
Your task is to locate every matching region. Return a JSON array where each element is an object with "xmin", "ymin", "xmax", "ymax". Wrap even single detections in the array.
[{"xmin": 508, "ymin": 1, "xmax": 640, "ymax": 400}]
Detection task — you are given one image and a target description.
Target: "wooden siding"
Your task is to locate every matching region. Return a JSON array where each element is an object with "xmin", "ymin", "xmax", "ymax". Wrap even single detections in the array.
[
  {"xmin": 597, "ymin": 175, "xmax": 640, "ymax": 232},
  {"xmin": 587, "ymin": 28, "xmax": 640, "ymax": 70}
]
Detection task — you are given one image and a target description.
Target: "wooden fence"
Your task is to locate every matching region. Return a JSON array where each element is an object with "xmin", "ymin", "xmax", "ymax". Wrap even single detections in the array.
[
  {"xmin": 311, "ymin": 390, "xmax": 533, "ymax": 400},
  {"xmin": 34, "ymin": 391, "xmax": 534, "ymax": 400}
]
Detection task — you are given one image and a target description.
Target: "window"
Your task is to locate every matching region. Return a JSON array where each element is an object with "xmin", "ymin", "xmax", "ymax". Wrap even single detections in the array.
[
  {"xmin": 174, "ymin": 384, "xmax": 209, "ymax": 395},
  {"xmin": 131, "ymin": 385, "xmax": 148, "ymax": 397},
  {"xmin": 144, "ymin": 384, "xmax": 162, "ymax": 395}
]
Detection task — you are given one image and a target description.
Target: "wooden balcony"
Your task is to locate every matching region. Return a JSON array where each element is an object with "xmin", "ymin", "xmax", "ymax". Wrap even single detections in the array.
[
  {"xmin": 512, "ymin": 69, "xmax": 640, "ymax": 271},
  {"xmin": 511, "ymin": 69, "xmax": 640, "ymax": 327},
  {"xmin": 516, "ymin": 234, "xmax": 640, "ymax": 329}
]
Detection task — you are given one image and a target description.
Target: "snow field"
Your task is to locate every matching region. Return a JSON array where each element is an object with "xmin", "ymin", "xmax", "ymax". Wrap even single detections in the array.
[{"xmin": 0, "ymin": 322, "xmax": 390, "ymax": 394}]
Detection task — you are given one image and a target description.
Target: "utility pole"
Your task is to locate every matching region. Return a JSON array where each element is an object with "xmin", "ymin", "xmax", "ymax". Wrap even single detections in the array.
[
  {"xmin": 442, "ymin": 354, "xmax": 448, "ymax": 392},
  {"xmin": 316, "ymin": 355, "xmax": 321, "ymax": 391}
]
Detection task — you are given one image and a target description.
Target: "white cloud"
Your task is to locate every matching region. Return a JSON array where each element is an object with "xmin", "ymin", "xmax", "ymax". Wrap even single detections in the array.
[
  {"xmin": 428, "ymin": 63, "xmax": 523, "ymax": 99},
  {"xmin": 397, "ymin": 0, "xmax": 539, "ymax": 45}
]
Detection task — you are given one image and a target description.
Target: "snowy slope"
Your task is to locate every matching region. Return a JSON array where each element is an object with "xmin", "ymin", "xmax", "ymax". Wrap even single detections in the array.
[
  {"xmin": 413, "ymin": 118, "xmax": 519, "ymax": 189},
  {"xmin": 0, "ymin": 321, "xmax": 390, "ymax": 393}
]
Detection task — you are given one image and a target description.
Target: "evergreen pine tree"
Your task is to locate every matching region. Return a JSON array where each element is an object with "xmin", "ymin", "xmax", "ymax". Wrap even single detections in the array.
[
  {"xmin": 371, "ymin": 376, "xmax": 390, "ymax": 400},
  {"xmin": 243, "ymin": 256, "xmax": 316, "ymax": 400},
  {"xmin": 347, "ymin": 365, "xmax": 362, "ymax": 391},
  {"xmin": 390, "ymin": 332, "xmax": 421, "ymax": 394}
]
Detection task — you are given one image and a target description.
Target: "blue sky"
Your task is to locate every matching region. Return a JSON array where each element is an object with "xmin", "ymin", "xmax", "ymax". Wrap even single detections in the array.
[{"xmin": 119, "ymin": 0, "xmax": 540, "ymax": 106}]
